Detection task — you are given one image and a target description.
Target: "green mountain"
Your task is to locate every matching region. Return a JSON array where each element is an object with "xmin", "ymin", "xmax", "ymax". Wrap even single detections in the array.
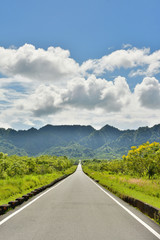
[{"xmin": 0, "ymin": 124, "xmax": 160, "ymax": 159}]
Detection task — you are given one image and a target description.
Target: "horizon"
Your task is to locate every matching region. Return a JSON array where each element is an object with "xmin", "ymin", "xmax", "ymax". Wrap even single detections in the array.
[
  {"xmin": 0, "ymin": 0, "xmax": 160, "ymax": 130},
  {"xmin": 1, "ymin": 122, "xmax": 159, "ymax": 132}
]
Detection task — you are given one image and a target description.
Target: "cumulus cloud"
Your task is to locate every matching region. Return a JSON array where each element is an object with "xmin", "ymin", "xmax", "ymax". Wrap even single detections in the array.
[
  {"xmin": 81, "ymin": 47, "xmax": 150, "ymax": 75},
  {"xmin": 135, "ymin": 77, "xmax": 160, "ymax": 109},
  {"xmin": 129, "ymin": 50, "xmax": 160, "ymax": 77},
  {"xmin": 81, "ymin": 47, "xmax": 160, "ymax": 77},
  {"xmin": 0, "ymin": 44, "xmax": 160, "ymax": 85},
  {"xmin": 145, "ymin": 50, "xmax": 160, "ymax": 76},
  {"xmin": 0, "ymin": 44, "xmax": 80, "ymax": 82},
  {"xmin": 0, "ymin": 44, "xmax": 160, "ymax": 130},
  {"xmin": 18, "ymin": 75, "xmax": 131, "ymax": 118},
  {"xmin": 15, "ymin": 85, "xmax": 63, "ymax": 117},
  {"xmin": 62, "ymin": 76, "xmax": 109, "ymax": 110},
  {"xmin": 62, "ymin": 75, "xmax": 131, "ymax": 112}
]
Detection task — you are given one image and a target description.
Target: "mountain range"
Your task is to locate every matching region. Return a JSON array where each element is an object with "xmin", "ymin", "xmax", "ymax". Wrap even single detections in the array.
[{"xmin": 0, "ymin": 124, "xmax": 160, "ymax": 159}]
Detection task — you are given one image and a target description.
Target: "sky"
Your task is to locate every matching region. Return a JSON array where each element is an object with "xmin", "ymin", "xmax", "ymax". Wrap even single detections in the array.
[{"xmin": 0, "ymin": 0, "xmax": 160, "ymax": 130}]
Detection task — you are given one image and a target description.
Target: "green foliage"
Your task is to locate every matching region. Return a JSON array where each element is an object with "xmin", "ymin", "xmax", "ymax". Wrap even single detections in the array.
[
  {"xmin": 122, "ymin": 142, "xmax": 160, "ymax": 178},
  {"xmin": 82, "ymin": 141, "xmax": 160, "ymax": 213},
  {"xmin": 0, "ymin": 124, "xmax": 160, "ymax": 159},
  {"xmin": 0, "ymin": 152, "xmax": 8, "ymax": 159},
  {"xmin": 83, "ymin": 141, "xmax": 160, "ymax": 179},
  {"xmin": 0, "ymin": 154, "xmax": 74, "ymax": 179},
  {"xmin": 0, "ymin": 154, "xmax": 76, "ymax": 204},
  {"xmin": 0, "ymin": 139, "xmax": 27, "ymax": 156},
  {"xmin": 43, "ymin": 143, "xmax": 95, "ymax": 159}
]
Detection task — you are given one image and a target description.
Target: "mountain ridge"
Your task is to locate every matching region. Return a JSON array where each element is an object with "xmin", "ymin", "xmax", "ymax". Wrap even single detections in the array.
[{"xmin": 0, "ymin": 123, "xmax": 160, "ymax": 158}]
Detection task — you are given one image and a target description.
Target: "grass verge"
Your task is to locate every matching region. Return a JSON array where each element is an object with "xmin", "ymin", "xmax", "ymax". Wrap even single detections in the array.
[
  {"xmin": 0, "ymin": 165, "xmax": 77, "ymax": 205},
  {"xmin": 82, "ymin": 166, "xmax": 160, "ymax": 209}
]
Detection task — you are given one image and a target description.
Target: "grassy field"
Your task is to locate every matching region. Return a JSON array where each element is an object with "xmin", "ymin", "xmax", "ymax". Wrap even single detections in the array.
[
  {"xmin": 0, "ymin": 165, "xmax": 76, "ymax": 205},
  {"xmin": 83, "ymin": 166, "xmax": 160, "ymax": 209}
]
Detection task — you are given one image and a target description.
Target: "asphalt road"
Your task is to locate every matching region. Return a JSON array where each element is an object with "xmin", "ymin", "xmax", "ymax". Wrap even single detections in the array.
[{"xmin": 0, "ymin": 164, "xmax": 160, "ymax": 240}]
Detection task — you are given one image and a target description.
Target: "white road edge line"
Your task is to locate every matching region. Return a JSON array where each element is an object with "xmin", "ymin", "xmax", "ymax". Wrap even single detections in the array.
[
  {"xmin": 87, "ymin": 174, "xmax": 160, "ymax": 239},
  {"xmin": 0, "ymin": 176, "xmax": 69, "ymax": 226}
]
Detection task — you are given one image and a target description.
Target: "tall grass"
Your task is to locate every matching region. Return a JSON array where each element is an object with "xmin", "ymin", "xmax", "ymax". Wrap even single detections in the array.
[{"xmin": 0, "ymin": 166, "xmax": 76, "ymax": 205}]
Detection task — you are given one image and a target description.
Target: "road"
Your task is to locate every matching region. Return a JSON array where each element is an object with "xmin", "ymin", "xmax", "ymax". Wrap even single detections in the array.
[{"xmin": 0, "ymin": 164, "xmax": 160, "ymax": 240}]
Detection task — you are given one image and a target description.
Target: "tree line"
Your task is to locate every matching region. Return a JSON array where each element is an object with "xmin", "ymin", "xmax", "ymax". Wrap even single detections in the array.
[
  {"xmin": 0, "ymin": 153, "xmax": 74, "ymax": 179},
  {"xmin": 83, "ymin": 142, "xmax": 160, "ymax": 179}
]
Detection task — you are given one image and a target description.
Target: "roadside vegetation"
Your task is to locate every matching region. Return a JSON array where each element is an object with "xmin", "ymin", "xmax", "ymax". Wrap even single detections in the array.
[
  {"xmin": 82, "ymin": 142, "xmax": 160, "ymax": 209},
  {"xmin": 0, "ymin": 154, "xmax": 77, "ymax": 205}
]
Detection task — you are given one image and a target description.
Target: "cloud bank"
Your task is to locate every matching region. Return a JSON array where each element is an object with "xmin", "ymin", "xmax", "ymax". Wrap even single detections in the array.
[{"xmin": 0, "ymin": 44, "xmax": 160, "ymax": 130}]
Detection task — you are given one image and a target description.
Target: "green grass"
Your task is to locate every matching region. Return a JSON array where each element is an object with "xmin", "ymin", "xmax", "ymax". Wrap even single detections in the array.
[
  {"xmin": 0, "ymin": 166, "xmax": 77, "ymax": 205},
  {"xmin": 83, "ymin": 166, "xmax": 160, "ymax": 209}
]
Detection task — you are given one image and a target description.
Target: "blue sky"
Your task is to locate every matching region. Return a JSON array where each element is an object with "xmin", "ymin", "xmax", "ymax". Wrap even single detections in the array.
[
  {"xmin": 0, "ymin": 0, "xmax": 160, "ymax": 130},
  {"xmin": 1, "ymin": 0, "xmax": 160, "ymax": 61}
]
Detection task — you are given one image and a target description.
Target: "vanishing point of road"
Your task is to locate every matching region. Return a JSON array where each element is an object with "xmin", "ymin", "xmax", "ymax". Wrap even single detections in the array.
[{"xmin": 0, "ymin": 164, "xmax": 160, "ymax": 240}]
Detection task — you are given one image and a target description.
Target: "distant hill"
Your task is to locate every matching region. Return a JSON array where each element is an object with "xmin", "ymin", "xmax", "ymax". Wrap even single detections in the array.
[{"xmin": 0, "ymin": 124, "xmax": 160, "ymax": 159}]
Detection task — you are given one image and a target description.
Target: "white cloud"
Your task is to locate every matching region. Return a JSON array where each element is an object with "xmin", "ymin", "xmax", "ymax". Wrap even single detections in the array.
[
  {"xmin": 0, "ymin": 44, "xmax": 160, "ymax": 130},
  {"xmin": 81, "ymin": 47, "xmax": 160, "ymax": 78},
  {"xmin": 145, "ymin": 50, "xmax": 160, "ymax": 76},
  {"xmin": 122, "ymin": 43, "xmax": 132, "ymax": 49},
  {"xmin": 0, "ymin": 75, "xmax": 131, "ymax": 131},
  {"xmin": 0, "ymin": 44, "xmax": 160, "ymax": 84},
  {"xmin": 81, "ymin": 47, "xmax": 150, "ymax": 75},
  {"xmin": 130, "ymin": 50, "xmax": 160, "ymax": 77},
  {"xmin": 62, "ymin": 76, "xmax": 109, "ymax": 110},
  {"xmin": 100, "ymin": 76, "xmax": 131, "ymax": 107},
  {"xmin": 0, "ymin": 89, "xmax": 7, "ymax": 101},
  {"xmin": 0, "ymin": 44, "xmax": 80, "ymax": 83},
  {"xmin": 135, "ymin": 77, "xmax": 160, "ymax": 109},
  {"xmin": 15, "ymin": 85, "xmax": 63, "ymax": 117},
  {"xmin": 0, "ymin": 122, "xmax": 11, "ymax": 129},
  {"xmin": 16, "ymin": 76, "xmax": 131, "ymax": 118}
]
